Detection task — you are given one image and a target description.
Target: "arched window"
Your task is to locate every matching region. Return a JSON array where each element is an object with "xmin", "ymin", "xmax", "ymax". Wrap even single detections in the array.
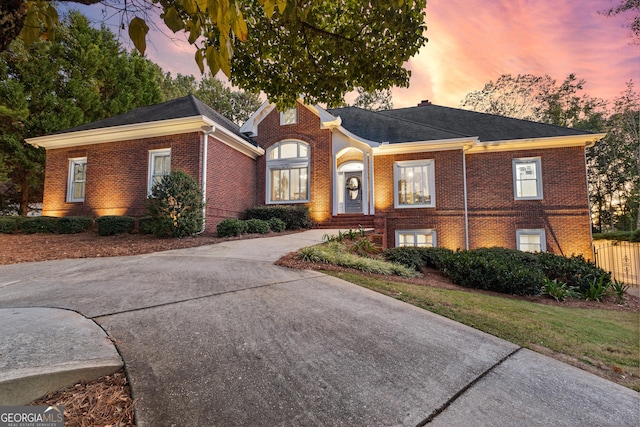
[{"xmin": 267, "ymin": 141, "xmax": 309, "ymax": 203}]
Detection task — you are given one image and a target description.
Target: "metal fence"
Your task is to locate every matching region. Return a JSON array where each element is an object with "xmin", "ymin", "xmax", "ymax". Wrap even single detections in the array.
[{"xmin": 593, "ymin": 240, "xmax": 640, "ymax": 287}]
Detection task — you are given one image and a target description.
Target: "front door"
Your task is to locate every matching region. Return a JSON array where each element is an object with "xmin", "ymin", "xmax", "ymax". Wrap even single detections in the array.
[{"xmin": 344, "ymin": 172, "xmax": 363, "ymax": 213}]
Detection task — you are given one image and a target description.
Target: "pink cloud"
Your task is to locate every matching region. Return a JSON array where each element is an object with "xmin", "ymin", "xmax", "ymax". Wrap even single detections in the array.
[{"xmin": 394, "ymin": 0, "xmax": 640, "ymax": 108}]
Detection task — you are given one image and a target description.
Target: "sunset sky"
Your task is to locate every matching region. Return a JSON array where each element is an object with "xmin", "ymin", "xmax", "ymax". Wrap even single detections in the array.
[{"xmin": 67, "ymin": 0, "xmax": 638, "ymax": 109}]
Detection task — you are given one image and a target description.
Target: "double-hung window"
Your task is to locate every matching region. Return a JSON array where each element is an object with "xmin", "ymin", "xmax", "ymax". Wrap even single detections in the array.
[
  {"xmin": 148, "ymin": 149, "xmax": 171, "ymax": 194},
  {"xmin": 396, "ymin": 229, "xmax": 437, "ymax": 248},
  {"xmin": 267, "ymin": 141, "xmax": 309, "ymax": 203},
  {"xmin": 513, "ymin": 157, "xmax": 543, "ymax": 200},
  {"xmin": 67, "ymin": 157, "xmax": 87, "ymax": 202},
  {"xmin": 394, "ymin": 160, "xmax": 435, "ymax": 208},
  {"xmin": 516, "ymin": 229, "xmax": 546, "ymax": 252}
]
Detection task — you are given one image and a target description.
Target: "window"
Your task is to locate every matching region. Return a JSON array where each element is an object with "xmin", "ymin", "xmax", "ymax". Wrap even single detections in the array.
[
  {"xmin": 516, "ymin": 229, "xmax": 546, "ymax": 252},
  {"xmin": 394, "ymin": 160, "xmax": 435, "ymax": 208},
  {"xmin": 67, "ymin": 157, "xmax": 87, "ymax": 202},
  {"xmin": 513, "ymin": 157, "xmax": 543, "ymax": 200},
  {"xmin": 280, "ymin": 108, "xmax": 297, "ymax": 125},
  {"xmin": 267, "ymin": 141, "xmax": 309, "ymax": 203},
  {"xmin": 396, "ymin": 229, "xmax": 437, "ymax": 247},
  {"xmin": 148, "ymin": 149, "xmax": 171, "ymax": 194}
]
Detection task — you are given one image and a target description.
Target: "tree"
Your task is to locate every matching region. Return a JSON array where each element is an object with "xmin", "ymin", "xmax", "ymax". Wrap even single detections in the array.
[
  {"xmin": 159, "ymin": 72, "xmax": 261, "ymax": 125},
  {"xmin": 0, "ymin": 11, "xmax": 163, "ymax": 215},
  {"xmin": 3, "ymin": 0, "xmax": 427, "ymax": 108},
  {"xmin": 602, "ymin": 0, "xmax": 640, "ymax": 43},
  {"xmin": 352, "ymin": 88, "xmax": 393, "ymax": 111}
]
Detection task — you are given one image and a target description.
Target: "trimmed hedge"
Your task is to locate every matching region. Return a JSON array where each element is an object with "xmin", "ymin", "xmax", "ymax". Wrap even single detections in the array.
[
  {"xmin": 593, "ymin": 229, "xmax": 640, "ymax": 242},
  {"xmin": 245, "ymin": 205, "xmax": 312, "ymax": 230},
  {"xmin": 57, "ymin": 216, "xmax": 94, "ymax": 234},
  {"xmin": 245, "ymin": 218, "xmax": 271, "ymax": 234},
  {"xmin": 137, "ymin": 216, "xmax": 154, "ymax": 234},
  {"xmin": 383, "ymin": 246, "xmax": 610, "ymax": 297},
  {"xmin": 96, "ymin": 216, "xmax": 136, "ymax": 236},
  {"xmin": 0, "ymin": 217, "xmax": 19, "ymax": 234},
  {"xmin": 19, "ymin": 216, "xmax": 58, "ymax": 234},
  {"xmin": 267, "ymin": 217, "xmax": 287, "ymax": 233},
  {"xmin": 217, "ymin": 218, "xmax": 248, "ymax": 237}
]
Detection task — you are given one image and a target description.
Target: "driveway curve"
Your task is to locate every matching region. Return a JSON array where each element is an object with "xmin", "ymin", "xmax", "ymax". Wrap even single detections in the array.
[{"xmin": 0, "ymin": 230, "xmax": 637, "ymax": 426}]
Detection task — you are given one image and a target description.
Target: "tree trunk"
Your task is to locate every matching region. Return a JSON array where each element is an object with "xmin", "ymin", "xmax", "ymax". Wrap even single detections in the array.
[{"xmin": 19, "ymin": 176, "xmax": 29, "ymax": 216}]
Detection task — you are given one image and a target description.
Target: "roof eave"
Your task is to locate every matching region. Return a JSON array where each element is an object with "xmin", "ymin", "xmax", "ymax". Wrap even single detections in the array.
[
  {"xmin": 465, "ymin": 133, "xmax": 607, "ymax": 154},
  {"xmin": 372, "ymin": 137, "xmax": 478, "ymax": 155}
]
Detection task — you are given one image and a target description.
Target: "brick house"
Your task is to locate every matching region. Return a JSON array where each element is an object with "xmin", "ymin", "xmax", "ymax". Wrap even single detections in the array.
[{"xmin": 27, "ymin": 95, "xmax": 605, "ymax": 258}]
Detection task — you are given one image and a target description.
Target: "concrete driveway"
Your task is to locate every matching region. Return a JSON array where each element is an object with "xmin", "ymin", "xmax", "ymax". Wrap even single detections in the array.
[{"xmin": 0, "ymin": 230, "xmax": 638, "ymax": 426}]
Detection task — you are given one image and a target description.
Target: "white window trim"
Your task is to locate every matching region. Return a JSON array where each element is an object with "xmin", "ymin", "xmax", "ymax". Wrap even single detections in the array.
[
  {"xmin": 266, "ymin": 141, "xmax": 310, "ymax": 204},
  {"xmin": 394, "ymin": 159, "xmax": 436, "ymax": 208},
  {"xmin": 516, "ymin": 229, "xmax": 546, "ymax": 253},
  {"xmin": 513, "ymin": 157, "xmax": 543, "ymax": 200},
  {"xmin": 280, "ymin": 108, "xmax": 297, "ymax": 125},
  {"xmin": 66, "ymin": 157, "xmax": 87, "ymax": 203},
  {"xmin": 148, "ymin": 148, "xmax": 171, "ymax": 195},
  {"xmin": 395, "ymin": 229, "xmax": 437, "ymax": 248}
]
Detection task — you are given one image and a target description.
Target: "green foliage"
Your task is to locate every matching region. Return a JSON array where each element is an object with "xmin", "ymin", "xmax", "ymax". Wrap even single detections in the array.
[
  {"xmin": 0, "ymin": 216, "xmax": 19, "ymax": 233},
  {"xmin": 137, "ymin": 216, "xmax": 154, "ymax": 234},
  {"xmin": 245, "ymin": 218, "xmax": 271, "ymax": 234},
  {"xmin": 383, "ymin": 246, "xmax": 612, "ymax": 297},
  {"xmin": 19, "ymin": 216, "xmax": 57, "ymax": 234},
  {"xmin": 610, "ymin": 280, "xmax": 630, "ymax": 304},
  {"xmin": 267, "ymin": 217, "xmax": 286, "ymax": 233},
  {"xmin": 56, "ymin": 216, "xmax": 93, "ymax": 234},
  {"xmin": 216, "ymin": 218, "xmax": 248, "ymax": 237},
  {"xmin": 593, "ymin": 230, "xmax": 640, "ymax": 242},
  {"xmin": 245, "ymin": 205, "xmax": 312, "ymax": 230},
  {"xmin": 296, "ymin": 242, "xmax": 418, "ymax": 278},
  {"xmin": 348, "ymin": 238, "xmax": 380, "ymax": 258},
  {"xmin": 383, "ymin": 246, "xmax": 455, "ymax": 270},
  {"xmin": 231, "ymin": 1, "xmax": 427, "ymax": 107},
  {"xmin": 146, "ymin": 171, "xmax": 204, "ymax": 238},
  {"xmin": 96, "ymin": 216, "xmax": 136, "ymax": 236},
  {"xmin": 1, "ymin": 11, "xmax": 163, "ymax": 215},
  {"xmin": 584, "ymin": 274, "xmax": 612, "ymax": 302},
  {"xmin": 535, "ymin": 252, "xmax": 611, "ymax": 295},
  {"xmin": 542, "ymin": 279, "xmax": 580, "ymax": 302}
]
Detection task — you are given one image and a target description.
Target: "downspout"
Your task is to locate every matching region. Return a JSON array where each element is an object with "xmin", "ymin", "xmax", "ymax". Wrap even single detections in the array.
[
  {"xmin": 200, "ymin": 125, "xmax": 215, "ymax": 233},
  {"xmin": 462, "ymin": 148, "xmax": 470, "ymax": 250}
]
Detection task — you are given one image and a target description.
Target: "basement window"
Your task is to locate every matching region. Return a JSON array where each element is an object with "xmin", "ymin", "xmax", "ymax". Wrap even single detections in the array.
[{"xmin": 67, "ymin": 157, "xmax": 87, "ymax": 202}]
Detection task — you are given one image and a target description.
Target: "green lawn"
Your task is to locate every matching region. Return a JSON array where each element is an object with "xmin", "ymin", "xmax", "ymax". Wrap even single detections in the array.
[{"xmin": 323, "ymin": 270, "xmax": 640, "ymax": 391}]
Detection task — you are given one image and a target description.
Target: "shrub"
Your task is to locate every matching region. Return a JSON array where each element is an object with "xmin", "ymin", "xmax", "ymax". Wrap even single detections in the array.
[
  {"xmin": 441, "ymin": 249, "xmax": 545, "ymax": 296},
  {"xmin": 146, "ymin": 170, "xmax": 204, "ymax": 238},
  {"xmin": 245, "ymin": 218, "xmax": 271, "ymax": 234},
  {"xmin": 383, "ymin": 246, "xmax": 454, "ymax": 270},
  {"xmin": 137, "ymin": 216, "xmax": 154, "ymax": 234},
  {"xmin": 96, "ymin": 216, "xmax": 136, "ymax": 236},
  {"xmin": 245, "ymin": 205, "xmax": 312, "ymax": 230},
  {"xmin": 57, "ymin": 216, "xmax": 93, "ymax": 234},
  {"xmin": 542, "ymin": 278, "xmax": 580, "ymax": 302},
  {"xmin": 217, "ymin": 218, "xmax": 248, "ymax": 237},
  {"xmin": 593, "ymin": 229, "xmax": 640, "ymax": 242},
  {"xmin": 583, "ymin": 274, "xmax": 611, "ymax": 301},
  {"xmin": 267, "ymin": 217, "xmax": 286, "ymax": 233},
  {"xmin": 0, "ymin": 217, "xmax": 19, "ymax": 234},
  {"xmin": 535, "ymin": 252, "xmax": 610, "ymax": 295},
  {"xmin": 19, "ymin": 216, "xmax": 58, "ymax": 234}
]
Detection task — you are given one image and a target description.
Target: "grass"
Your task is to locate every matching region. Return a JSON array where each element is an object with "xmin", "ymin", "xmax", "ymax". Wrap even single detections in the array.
[{"xmin": 323, "ymin": 270, "xmax": 640, "ymax": 391}]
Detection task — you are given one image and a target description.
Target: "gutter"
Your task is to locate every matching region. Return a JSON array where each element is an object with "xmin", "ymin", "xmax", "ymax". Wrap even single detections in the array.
[
  {"xmin": 462, "ymin": 148, "xmax": 470, "ymax": 250},
  {"xmin": 200, "ymin": 126, "xmax": 215, "ymax": 233}
]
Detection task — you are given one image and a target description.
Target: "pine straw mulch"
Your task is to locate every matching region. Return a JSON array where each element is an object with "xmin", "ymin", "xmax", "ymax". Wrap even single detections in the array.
[{"xmin": 30, "ymin": 369, "xmax": 135, "ymax": 427}]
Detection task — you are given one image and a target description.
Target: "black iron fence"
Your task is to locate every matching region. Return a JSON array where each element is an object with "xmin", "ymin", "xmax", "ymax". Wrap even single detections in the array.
[{"xmin": 593, "ymin": 240, "xmax": 640, "ymax": 287}]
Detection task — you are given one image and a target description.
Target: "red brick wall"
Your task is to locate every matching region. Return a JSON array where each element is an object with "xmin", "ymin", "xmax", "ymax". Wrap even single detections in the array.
[
  {"xmin": 466, "ymin": 146, "xmax": 593, "ymax": 259},
  {"xmin": 373, "ymin": 150, "xmax": 467, "ymax": 250},
  {"xmin": 43, "ymin": 133, "xmax": 201, "ymax": 218},
  {"xmin": 203, "ymin": 135, "xmax": 258, "ymax": 232},
  {"xmin": 254, "ymin": 102, "xmax": 333, "ymax": 223}
]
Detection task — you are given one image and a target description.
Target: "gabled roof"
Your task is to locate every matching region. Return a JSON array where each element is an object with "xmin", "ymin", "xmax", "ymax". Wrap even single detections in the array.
[
  {"xmin": 329, "ymin": 104, "xmax": 593, "ymax": 143},
  {"xmin": 57, "ymin": 95, "xmax": 241, "ymax": 137}
]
